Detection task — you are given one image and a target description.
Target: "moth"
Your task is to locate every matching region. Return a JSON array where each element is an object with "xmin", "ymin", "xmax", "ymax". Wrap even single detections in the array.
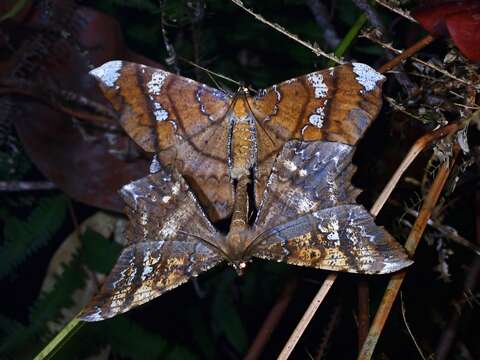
[
  {"xmin": 81, "ymin": 139, "xmax": 412, "ymax": 321},
  {"xmin": 90, "ymin": 61, "xmax": 385, "ymax": 221}
]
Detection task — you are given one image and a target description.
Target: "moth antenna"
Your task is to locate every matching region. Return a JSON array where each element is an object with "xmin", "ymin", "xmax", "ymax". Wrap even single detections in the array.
[
  {"xmin": 244, "ymin": 95, "xmax": 277, "ymax": 147},
  {"xmin": 178, "ymin": 56, "xmax": 240, "ymax": 87},
  {"xmin": 177, "ymin": 230, "xmax": 230, "ymax": 259},
  {"xmin": 243, "ymin": 214, "xmax": 311, "ymax": 257},
  {"xmin": 206, "ymin": 71, "xmax": 230, "ymax": 95},
  {"xmin": 159, "ymin": 99, "xmax": 235, "ymax": 154}
]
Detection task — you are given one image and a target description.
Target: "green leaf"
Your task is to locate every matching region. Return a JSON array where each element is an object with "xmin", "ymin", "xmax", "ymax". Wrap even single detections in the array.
[
  {"xmin": 165, "ymin": 346, "xmax": 198, "ymax": 360},
  {"xmin": 212, "ymin": 274, "xmax": 248, "ymax": 353},
  {"xmin": 188, "ymin": 308, "xmax": 215, "ymax": 359},
  {"xmin": 0, "ymin": 195, "xmax": 68, "ymax": 279},
  {"xmin": 82, "ymin": 229, "xmax": 122, "ymax": 274},
  {"xmin": 100, "ymin": 316, "xmax": 169, "ymax": 359}
]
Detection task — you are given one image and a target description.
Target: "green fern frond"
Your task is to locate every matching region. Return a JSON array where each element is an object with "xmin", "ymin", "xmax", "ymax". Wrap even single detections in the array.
[
  {"xmin": 82, "ymin": 228, "xmax": 121, "ymax": 274},
  {"xmin": 0, "ymin": 316, "xmax": 36, "ymax": 359},
  {"xmin": 29, "ymin": 253, "xmax": 86, "ymax": 329},
  {"xmin": 0, "ymin": 195, "xmax": 68, "ymax": 279},
  {"xmin": 0, "ymin": 253, "xmax": 86, "ymax": 357},
  {"xmin": 98, "ymin": 317, "xmax": 169, "ymax": 359}
]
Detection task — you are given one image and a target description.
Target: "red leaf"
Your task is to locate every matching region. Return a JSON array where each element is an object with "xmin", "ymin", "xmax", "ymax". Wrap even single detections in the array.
[
  {"xmin": 413, "ymin": 1, "xmax": 480, "ymax": 61},
  {"xmin": 4, "ymin": 2, "xmax": 163, "ymax": 211},
  {"xmin": 446, "ymin": 12, "xmax": 480, "ymax": 61}
]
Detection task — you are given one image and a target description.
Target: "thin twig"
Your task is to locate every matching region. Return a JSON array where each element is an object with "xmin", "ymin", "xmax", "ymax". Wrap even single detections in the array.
[
  {"xmin": 315, "ymin": 304, "xmax": 342, "ymax": 360},
  {"xmin": 377, "ymin": 34, "xmax": 436, "ymax": 74},
  {"xmin": 357, "ymin": 280, "xmax": 370, "ymax": 350},
  {"xmin": 358, "ymin": 148, "xmax": 459, "ymax": 360},
  {"xmin": 384, "ymin": 96, "xmax": 425, "ymax": 122},
  {"xmin": 0, "ymin": 181, "xmax": 56, "ymax": 191},
  {"xmin": 400, "ymin": 292, "xmax": 428, "ymax": 360},
  {"xmin": 370, "ymin": 123, "xmax": 463, "ymax": 217},
  {"xmin": 404, "ymin": 208, "xmax": 480, "ymax": 256},
  {"xmin": 230, "ymin": 0, "xmax": 344, "ymax": 64},
  {"xmin": 373, "ymin": 0, "xmax": 418, "ymax": 23},
  {"xmin": 345, "ymin": 3, "xmax": 383, "ymax": 335},
  {"xmin": 435, "ymin": 191, "xmax": 480, "ymax": 360},
  {"xmin": 178, "ymin": 56, "xmax": 241, "ymax": 86},
  {"xmin": 158, "ymin": 0, "xmax": 180, "ymax": 74},
  {"xmin": 362, "ymin": 31, "xmax": 475, "ymax": 86},
  {"xmin": 278, "ymin": 273, "xmax": 337, "ymax": 359},
  {"xmin": 244, "ymin": 280, "xmax": 297, "ymax": 360}
]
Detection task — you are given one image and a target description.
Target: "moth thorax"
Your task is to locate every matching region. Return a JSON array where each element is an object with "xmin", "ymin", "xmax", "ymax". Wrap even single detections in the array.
[
  {"xmin": 229, "ymin": 100, "xmax": 257, "ymax": 179},
  {"xmin": 223, "ymin": 230, "xmax": 250, "ymax": 261}
]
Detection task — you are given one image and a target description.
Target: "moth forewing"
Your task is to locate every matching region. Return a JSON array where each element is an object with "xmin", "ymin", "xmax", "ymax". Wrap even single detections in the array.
[{"xmin": 90, "ymin": 61, "xmax": 385, "ymax": 222}]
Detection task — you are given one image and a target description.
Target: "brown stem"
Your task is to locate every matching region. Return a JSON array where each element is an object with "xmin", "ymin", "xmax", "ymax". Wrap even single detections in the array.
[
  {"xmin": 365, "ymin": 31, "xmax": 474, "ymax": 86},
  {"xmin": 244, "ymin": 279, "xmax": 297, "ymax": 360},
  {"xmin": 370, "ymin": 122, "xmax": 462, "ymax": 217},
  {"xmin": 357, "ymin": 148, "xmax": 459, "ymax": 360},
  {"xmin": 357, "ymin": 279, "xmax": 370, "ymax": 350},
  {"xmin": 377, "ymin": 34, "xmax": 436, "ymax": 74},
  {"xmin": 278, "ymin": 273, "xmax": 337, "ymax": 360}
]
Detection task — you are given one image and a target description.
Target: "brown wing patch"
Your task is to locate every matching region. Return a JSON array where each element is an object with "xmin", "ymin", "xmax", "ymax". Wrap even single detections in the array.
[
  {"xmin": 120, "ymin": 167, "xmax": 219, "ymax": 245},
  {"xmin": 251, "ymin": 205, "xmax": 412, "ymax": 274},
  {"xmin": 91, "ymin": 61, "xmax": 385, "ymax": 221},
  {"xmin": 250, "ymin": 63, "xmax": 385, "ymax": 206},
  {"xmin": 81, "ymin": 240, "xmax": 223, "ymax": 321},
  {"xmin": 81, "ymin": 167, "xmax": 225, "ymax": 321},
  {"xmin": 254, "ymin": 141, "xmax": 360, "ymax": 231},
  {"xmin": 90, "ymin": 61, "xmax": 233, "ymax": 221},
  {"xmin": 246, "ymin": 140, "xmax": 411, "ymax": 274}
]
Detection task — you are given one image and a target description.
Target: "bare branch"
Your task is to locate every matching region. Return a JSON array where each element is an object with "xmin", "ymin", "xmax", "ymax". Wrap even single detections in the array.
[
  {"xmin": 374, "ymin": 0, "xmax": 418, "ymax": 23},
  {"xmin": 362, "ymin": 31, "xmax": 476, "ymax": 87},
  {"xmin": 231, "ymin": 0, "xmax": 344, "ymax": 64}
]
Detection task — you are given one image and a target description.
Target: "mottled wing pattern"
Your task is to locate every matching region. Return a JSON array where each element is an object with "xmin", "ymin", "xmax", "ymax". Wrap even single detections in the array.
[
  {"xmin": 251, "ymin": 63, "xmax": 385, "ymax": 206},
  {"xmin": 252, "ymin": 205, "xmax": 411, "ymax": 274},
  {"xmin": 254, "ymin": 141, "xmax": 360, "ymax": 230},
  {"xmin": 248, "ymin": 141, "xmax": 412, "ymax": 274},
  {"xmin": 81, "ymin": 167, "xmax": 223, "ymax": 321},
  {"xmin": 90, "ymin": 61, "xmax": 233, "ymax": 222}
]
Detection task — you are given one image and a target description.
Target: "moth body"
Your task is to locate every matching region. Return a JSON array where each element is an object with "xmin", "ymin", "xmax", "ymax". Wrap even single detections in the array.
[
  {"xmin": 228, "ymin": 92, "xmax": 258, "ymax": 180},
  {"xmin": 219, "ymin": 229, "xmax": 253, "ymax": 276}
]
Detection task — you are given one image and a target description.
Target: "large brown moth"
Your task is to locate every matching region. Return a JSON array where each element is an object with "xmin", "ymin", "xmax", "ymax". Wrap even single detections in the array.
[{"xmin": 81, "ymin": 139, "xmax": 412, "ymax": 321}]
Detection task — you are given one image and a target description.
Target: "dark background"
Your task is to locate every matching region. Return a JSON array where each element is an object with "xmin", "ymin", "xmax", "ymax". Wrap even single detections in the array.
[{"xmin": 0, "ymin": 0, "xmax": 479, "ymax": 359}]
